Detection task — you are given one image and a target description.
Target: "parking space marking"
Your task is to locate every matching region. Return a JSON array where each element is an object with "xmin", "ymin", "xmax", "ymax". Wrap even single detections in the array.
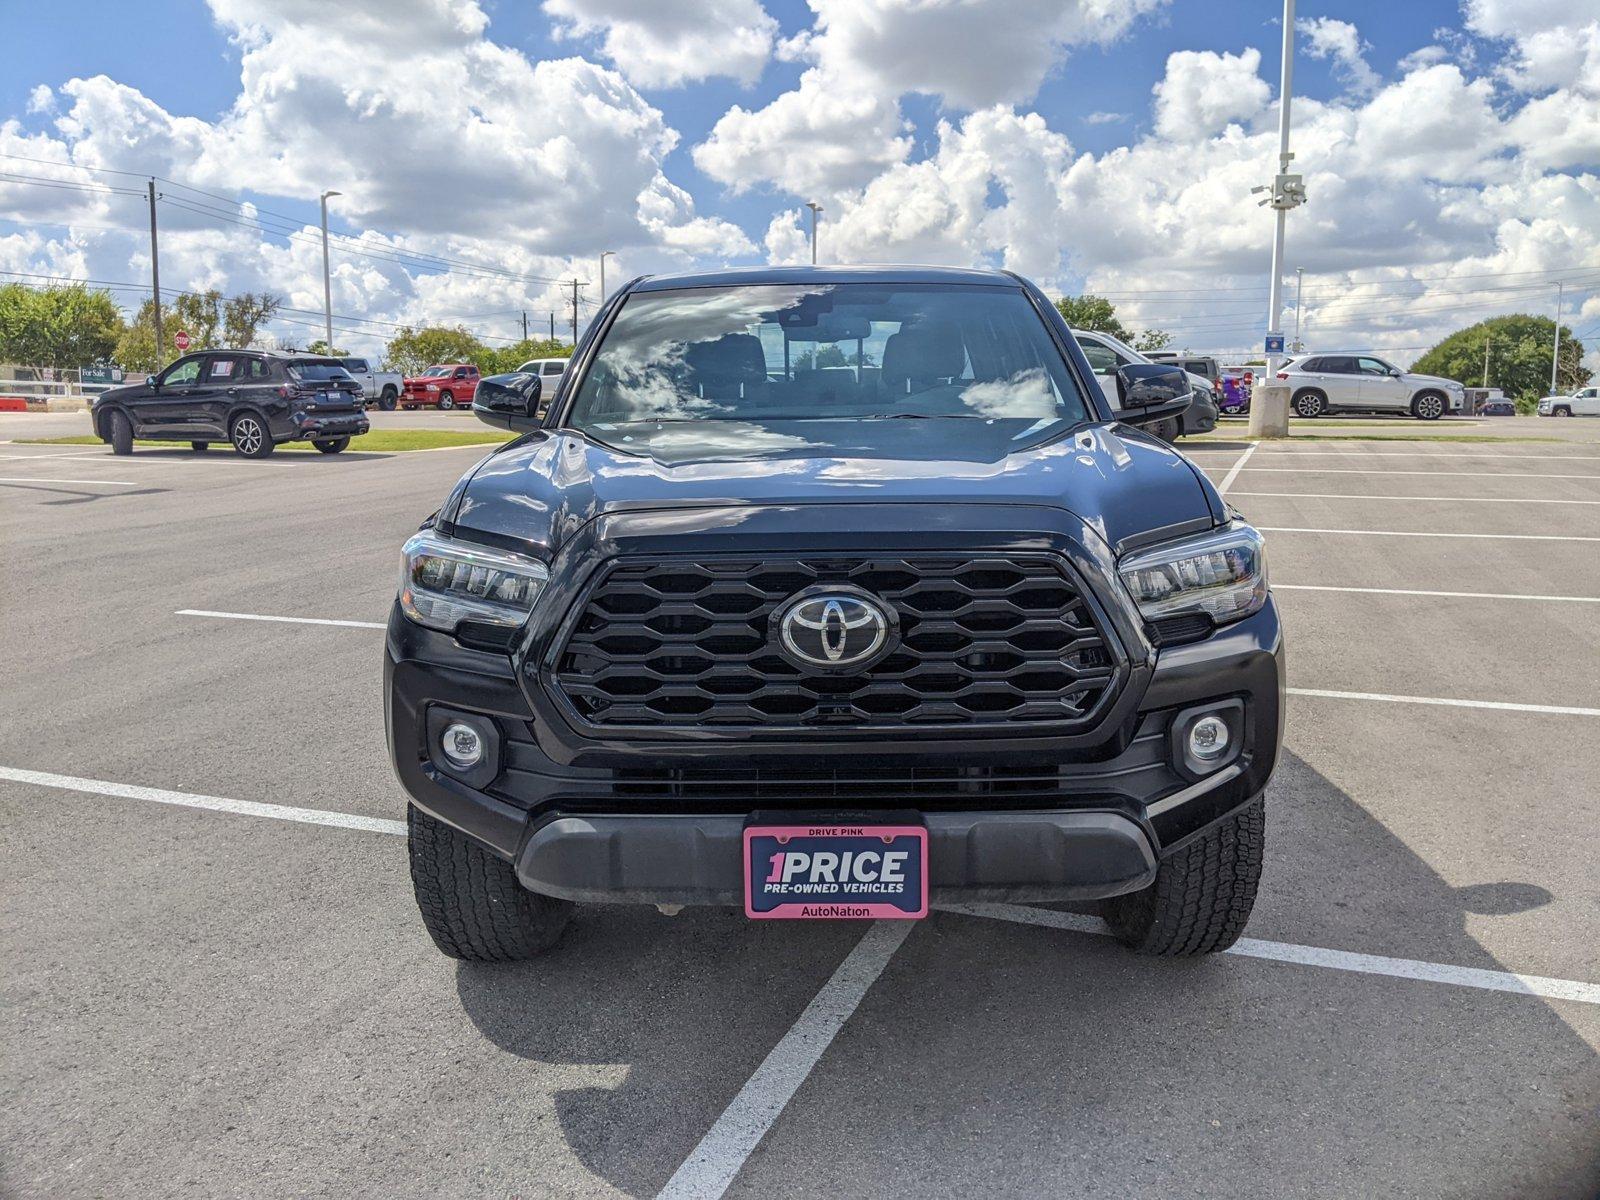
[
  {"xmin": 0, "ymin": 475, "xmax": 141, "ymax": 486},
  {"xmin": 656, "ymin": 921, "xmax": 915, "ymax": 1200},
  {"xmin": 1215, "ymin": 442, "xmax": 1257, "ymax": 494},
  {"xmin": 1257, "ymin": 526, "xmax": 1600, "ymax": 543},
  {"xmin": 1242, "ymin": 467, "xmax": 1600, "ymax": 480},
  {"xmin": 943, "ymin": 904, "xmax": 1600, "ymax": 1006},
  {"xmin": 1288, "ymin": 687, "xmax": 1600, "ymax": 718},
  {"xmin": 1249, "ymin": 452, "xmax": 1600, "ymax": 461},
  {"xmin": 1235, "ymin": 491, "xmax": 1600, "ymax": 505},
  {"xmin": 1275, "ymin": 583, "xmax": 1600, "ymax": 604},
  {"xmin": 177, "ymin": 608, "xmax": 387, "ymax": 629},
  {"xmin": 0, "ymin": 766, "xmax": 407, "ymax": 835}
]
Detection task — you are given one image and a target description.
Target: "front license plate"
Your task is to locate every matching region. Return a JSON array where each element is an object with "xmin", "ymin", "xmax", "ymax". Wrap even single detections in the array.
[{"xmin": 744, "ymin": 824, "xmax": 927, "ymax": 920}]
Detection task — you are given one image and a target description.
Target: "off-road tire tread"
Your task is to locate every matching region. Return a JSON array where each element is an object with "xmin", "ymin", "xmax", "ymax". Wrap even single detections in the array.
[
  {"xmin": 407, "ymin": 805, "xmax": 570, "ymax": 962},
  {"xmin": 1103, "ymin": 799, "xmax": 1264, "ymax": 956}
]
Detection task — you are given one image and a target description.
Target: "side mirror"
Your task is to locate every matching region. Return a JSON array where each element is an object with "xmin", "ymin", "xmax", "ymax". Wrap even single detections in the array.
[
  {"xmin": 473, "ymin": 373, "xmax": 542, "ymax": 431},
  {"xmin": 147, "ymin": 375, "xmax": 161, "ymax": 392},
  {"xmin": 1389, "ymin": 368, "xmax": 1403, "ymax": 377},
  {"xmin": 1111, "ymin": 363, "xmax": 1192, "ymax": 426}
]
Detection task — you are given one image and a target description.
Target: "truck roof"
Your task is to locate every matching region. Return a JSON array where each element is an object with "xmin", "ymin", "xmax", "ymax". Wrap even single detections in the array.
[{"xmin": 631, "ymin": 264, "xmax": 1019, "ymax": 292}]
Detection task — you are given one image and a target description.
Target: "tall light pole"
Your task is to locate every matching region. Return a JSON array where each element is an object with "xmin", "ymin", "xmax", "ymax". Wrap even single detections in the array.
[
  {"xmin": 1551, "ymin": 281, "xmax": 1565, "ymax": 395},
  {"xmin": 319, "ymin": 190, "xmax": 341, "ymax": 352},
  {"xmin": 599, "ymin": 250, "xmax": 615, "ymax": 304},
  {"xmin": 1293, "ymin": 267, "xmax": 1305, "ymax": 352},
  {"xmin": 805, "ymin": 201, "xmax": 823, "ymax": 265},
  {"xmin": 1248, "ymin": 0, "xmax": 1306, "ymax": 439}
]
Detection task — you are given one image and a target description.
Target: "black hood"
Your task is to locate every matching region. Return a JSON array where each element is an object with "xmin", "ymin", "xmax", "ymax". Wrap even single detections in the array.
[{"xmin": 445, "ymin": 418, "xmax": 1222, "ymax": 559}]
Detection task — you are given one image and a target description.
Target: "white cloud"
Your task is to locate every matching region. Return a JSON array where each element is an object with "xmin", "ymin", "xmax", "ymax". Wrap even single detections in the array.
[
  {"xmin": 1083, "ymin": 111, "xmax": 1128, "ymax": 126},
  {"xmin": 542, "ymin": 0, "xmax": 777, "ymax": 88},
  {"xmin": 1152, "ymin": 48, "xmax": 1271, "ymax": 141},
  {"xmin": 25, "ymin": 86, "xmax": 54, "ymax": 115},
  {"xmin": 1299, "ymin": 17, "xmax": 1381, "ymax": 95}
]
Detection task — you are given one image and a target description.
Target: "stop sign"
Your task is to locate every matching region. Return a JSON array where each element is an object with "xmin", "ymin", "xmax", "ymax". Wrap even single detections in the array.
[{"xmin": 174, "ymin": 330, "xmax": 191, "ymax": 352}]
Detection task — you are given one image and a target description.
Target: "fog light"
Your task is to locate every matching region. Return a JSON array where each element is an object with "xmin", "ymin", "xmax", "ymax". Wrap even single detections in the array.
[
  {"xmin": 440, "ymin": 722, "xmax": 483, "ymax": 769},
  {"xmin": 1188, "ymin": 715, "xmax": 1230, "ymax": 761}
]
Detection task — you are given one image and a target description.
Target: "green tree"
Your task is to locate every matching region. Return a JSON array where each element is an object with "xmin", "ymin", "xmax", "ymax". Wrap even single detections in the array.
[
  {"xmin": 1054, "ymin": 294, "xmax": 1132, "ymax": 341},
  {"xmin": 223, "ymin": 292, "xmax": 282, "ymax": 348},
  {"xmin": 1133, "ymin": 328, "xmax": 1173, "ymax": 353},
  {"xmin": 305, "ymin": 339, "xmax": 350, "ymax": 357},
  {"xmin": 485, "ymin": 337, "xmax": 571, "ymax": 374},
  {"xmin": 0, "ymin": 283, "xmax": 126, "ymax": 368},
  {"xmin": 383, "ymin": 325, "xmax": 489, "ymax": 375},
  {"xmin": 1412, "ymin": 314, "xmax": 1591, "ymax": 408}
]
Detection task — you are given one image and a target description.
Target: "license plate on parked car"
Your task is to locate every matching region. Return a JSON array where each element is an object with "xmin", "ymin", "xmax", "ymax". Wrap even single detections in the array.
[
  {"xmin": 316, "ymin": 390, "xmax": 330, "ymax": 404},
  {"xmin": 744, "ymin": 824, "xmax": 927, "ymax": 919}
]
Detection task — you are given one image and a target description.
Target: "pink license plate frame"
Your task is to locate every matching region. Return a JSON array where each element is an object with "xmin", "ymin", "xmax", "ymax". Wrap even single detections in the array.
[{"xmin": 743, "ymin": 824, "xmax": 928, "ymax": 920}]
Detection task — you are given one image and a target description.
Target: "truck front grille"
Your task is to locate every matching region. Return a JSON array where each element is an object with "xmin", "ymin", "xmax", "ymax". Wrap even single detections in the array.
[{"xmin": 550, "ymin": 555, "xmax": 1119, "ymax": 732}]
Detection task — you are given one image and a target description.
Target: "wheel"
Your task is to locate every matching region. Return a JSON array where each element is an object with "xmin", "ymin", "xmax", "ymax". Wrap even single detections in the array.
[
  {"xmin": 1101, "ymin": 796, "xmax": 1265, "ymax": 956},
  {"xmin": 437, "ymin": 392, "xmax": 456, "ymax": 410},
  {"xmin": 230, "ymin": 413, "xmax": 275, "ymax": 458},
  {"xmin": 378, "ymin": 388, "xmax": 397, "ymax": 411},
  {"xmin": 1292, "ymin": 390, "xmax": 1325, "ymax": 418},
  {"xmin": 190, "ymin": 441, "xmax": 209, "ymax": 452},
  {"xmin": 109, "ymin": 410, "xmax": 133, "ymax": 456},
  {"xmin": 1553, "ymin": 406, "xmax": 1571, "ymax": 417},
  {"xmin": 312, "ymin": 437, "xmax": 350, "ymax": 454},
  {"xmin": 408, "ymin": 805, "xmax": 572, "ymax": 962},
  {"xmin": 1412, "ymin": 392, "xmax": 1445, "ymax": 421}
]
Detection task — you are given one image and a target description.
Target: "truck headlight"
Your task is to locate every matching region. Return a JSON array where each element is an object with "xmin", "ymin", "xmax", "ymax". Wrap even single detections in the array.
[
  {"xmin": 1118, "ymin": 524, "xmax": 1267, "ymax": 625},
  {"xmin": 399, "ymin": 530, "xmax": 548, "ymax": 634}
]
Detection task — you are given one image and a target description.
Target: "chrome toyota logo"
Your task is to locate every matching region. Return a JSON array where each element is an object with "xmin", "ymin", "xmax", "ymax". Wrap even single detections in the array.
[{"xmin": 772, "ymin": 587, "xmax": 898, "ymax": 673}]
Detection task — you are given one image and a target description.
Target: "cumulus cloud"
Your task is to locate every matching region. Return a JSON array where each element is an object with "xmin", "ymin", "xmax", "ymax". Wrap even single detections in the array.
[
  {"xmin": 1299, "ymin": 17, "xmax": 1381, "ymax": 95},
  {"xmin": 542, "ymin": 0, "xmax": 778, "ymax": 88},
  {"xmin": 1151, "ymin": 48, "xmax": 1271, "ymax": 141}
]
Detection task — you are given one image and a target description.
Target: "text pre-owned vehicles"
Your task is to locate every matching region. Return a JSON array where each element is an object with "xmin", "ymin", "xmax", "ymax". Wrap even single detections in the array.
[
  {"xmin": 514, "ymin": 356, "xmax": 570, "ymax": 393},
  {"xmin": 401, "ymin": 363, "xmax": 480, "ymax": 409},
  {"xmin": 1538, "ymin": 386, "xmax": 1600, "ymax": 416},
  {"xmin": 388, "ymin": 266, "xmax": 1282, "ymax": 964},
  {"xmin": 92, "ymin": 350, "xmax": 369, "ymax": 457},
  {"xmin": 1072, "ymin": 328, "xmax": 1219, "ymax": 439},
  {"xmin": 1277, "ymin": 353, "xmax": 1465, "ymax": 419},
  {"xmin": 338, "ymin": 356, "xmax": 404, "ymax": 410}
]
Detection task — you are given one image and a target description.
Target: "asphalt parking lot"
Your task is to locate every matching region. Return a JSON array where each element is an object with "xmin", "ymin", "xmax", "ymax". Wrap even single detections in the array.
[{"xmin": 2, "ymin": 423, "xmax": 1598, "ymax": 1198}]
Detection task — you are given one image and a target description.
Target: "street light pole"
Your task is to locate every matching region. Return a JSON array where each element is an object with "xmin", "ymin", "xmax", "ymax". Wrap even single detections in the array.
[
  {"xmin": 805, "ymin": 201, "xmax": 823, "ymax": 265},
  {"xmin": 319, "ymin": 190, "xmax": 341, "ymax": 352},
  {"xmin": 1551, "ymin": 282, "xmax": 1565, "ymax": 395},
  {"xmin": 599, "ymin": 251, "xmax": 615, "ymax": 304},
  {"xmin": 1248, "ymin": 0, "xmax": 1305, "ymax": 440}
]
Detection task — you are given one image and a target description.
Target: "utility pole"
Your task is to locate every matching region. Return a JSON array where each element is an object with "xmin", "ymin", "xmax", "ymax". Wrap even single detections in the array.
[
  {"xmin": 521, "ymin": 311, "xmax": 529, "ymax": 342},
  {"xmin": 1293, "ymin": 267, "xmax": 1305, "ymax": 352},
  {"xmin": 1248, "ymin": 0, "xmax": 1306, "ymax": 440},
  {"xmin": 805, "ymin": 201, "xmax": 823, "ymax": 265},
  {"xmin": 570, "ymin": 278, "xmax": 581, "ymax": 346},
  {"xmin": 1551, "ymin": 282, "xmax": 1564, "ymax": 395},
  {"xmin": 550, "ymin": 313, "xmax": 555, "ymax": 342},
  {"xmin": 1483, "ymin": 336, "xmax": 1491, "ymax": 388},
  {"xmin": 319, "ymin": 190, "xmax": 341, "ymax": 352},
  {"xmin": 147, "ymin": 179, "xmax": 164, "ymax": 370},
  {"xmin": 599, "ymin": 251, "xmax": 615, "ymax": 303}
]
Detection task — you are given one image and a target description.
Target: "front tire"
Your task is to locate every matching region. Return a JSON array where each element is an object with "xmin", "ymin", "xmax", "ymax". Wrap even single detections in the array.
[
  {"xmin": 437, "ymin": 392, "xmax": 456, "ymax": 410},
  {"xmin": 230, "ymin": 413, "xmax": 274, "ymax": 458},
  {"xmin": 109, "ymin": 410, "xmax": 133, "ymax": 455},
  {"xmin": 312, "ymin": 437, "xmax": 349, "ymax": 454},
  {"xmin": 1412, "ymin": 392, "xmax": 1445, "ymax": 421},
  {"xmin": 1293, "ymin": 390, "xmax": 1326, "ymax": 418},
  {"xmin": 408, "ymin": 806, "xmax": 572, "ymax": 962},
  {"xmin": 1553, "ymin": 406, "xmax": 1572, "ymax": 417},
  {"xmin": 1102, "ymin": 797, "xmax": 1264, "ymax": 956},
  {"xmin": 378, "ymin": 388, "xmax": 398, "ymax": 411}
]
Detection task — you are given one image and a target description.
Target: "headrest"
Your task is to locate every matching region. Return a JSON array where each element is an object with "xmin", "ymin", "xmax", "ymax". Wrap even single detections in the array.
[
  {"xmin": 881, "ymin": 323, "xmax": 965, "ymax": 385},
  {"xmin": 683, "ymin": 333, "xmax": 767, "ymax": 387}
]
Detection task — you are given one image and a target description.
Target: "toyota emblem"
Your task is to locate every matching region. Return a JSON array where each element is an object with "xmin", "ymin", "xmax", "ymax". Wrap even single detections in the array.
[{"xmin": 771, "ymin": 586, "xmax": 899, "ymax": 673}]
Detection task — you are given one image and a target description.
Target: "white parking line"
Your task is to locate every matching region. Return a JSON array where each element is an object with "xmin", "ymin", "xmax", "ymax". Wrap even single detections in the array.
[
  {"xmin": 1258, "ymin": 526, "xmax": 1600, "ymax": 543},
  {"xmin": 1243, "ymin": 467, "xmax": 1600, "ymax": 480},
  {"xmin": 1248, "ymin": 451, "xmax": 1600, "ymax": 461},
  {"xmin": 0, "ymin": 766, "xmax": 407, "ymax": 835},
  {"xmin": 1235, "ymin": 491, "xmax": 1600, "ymax": 505},
  {"xmin": 1288, "ymin": 687, "xmax": 1600, "ymax": 718},
  {"xmin": 943, "ymin": 904, "xmax": 1600, "ymax": 1006},
  {"xmin": 656, "ymin": 921, "xmax": 914, "ymax": 1200},
  {"xmin": 177, "ymin": 609, "xmax": 387, "ymax": 629},
  {"xmin": 1215, "ymin": 443, "xmax": 1257, "ymax": 494},
  {"xmin": 0, "ymin": 475, "xmax": 142, "ymax": 486},
  {"xmin": 1275, "ymin": 584, "xmax": 1600, "ymax": 604}
]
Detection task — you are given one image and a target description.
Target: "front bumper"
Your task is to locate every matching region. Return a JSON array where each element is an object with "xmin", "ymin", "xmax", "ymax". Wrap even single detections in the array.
[{"xmin": 385, "ymin": 589, "xmax": 1283, "ymax": 905}]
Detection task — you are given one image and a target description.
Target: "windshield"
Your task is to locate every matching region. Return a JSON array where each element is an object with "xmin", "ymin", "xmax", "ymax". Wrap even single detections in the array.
[
  {"xmin": 422, "ymin": 366, "xmax": 454, "ymax": 377},
  {"xmin": 566, "ymin": 283, "xmax": 1092, "ymax": 434},
  {"xmin": 288, "ymin": 360, "xmax": 352, "ymax": 382}
]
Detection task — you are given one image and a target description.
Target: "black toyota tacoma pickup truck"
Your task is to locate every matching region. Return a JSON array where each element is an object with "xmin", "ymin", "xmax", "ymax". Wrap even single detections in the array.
[{"xmin": 386, "ymin": 266, "xmax": 1283, "ymax": 962}]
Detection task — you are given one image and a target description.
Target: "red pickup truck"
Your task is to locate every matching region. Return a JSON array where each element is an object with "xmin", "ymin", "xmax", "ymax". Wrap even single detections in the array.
[{"xmin": 400, "ymin": 363, "xmax": 480, "ymax": 410}]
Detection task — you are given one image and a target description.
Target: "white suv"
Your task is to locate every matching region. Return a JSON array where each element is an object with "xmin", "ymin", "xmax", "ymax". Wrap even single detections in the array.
[
  {"xmin": 1538, "ymin": 387, "xmax": 1600, "ymax": 417},
  {"xmin": 1278, "ymin": 353, "xmax": 1464, "ymax": 420},
  {"xmin": 515, "ymin": 357, "xmax": 569, "ymax": 390}
]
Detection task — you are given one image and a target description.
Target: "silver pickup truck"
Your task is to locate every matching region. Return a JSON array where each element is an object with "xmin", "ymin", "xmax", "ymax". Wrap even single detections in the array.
[{"xmin": 339, "ymin": 356, "xmax": 404, "ymax": 410}]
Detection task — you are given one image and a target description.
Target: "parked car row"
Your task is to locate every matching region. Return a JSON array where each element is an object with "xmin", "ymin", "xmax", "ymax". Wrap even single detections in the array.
[{"xmin": 1073, "ymin": 329, "xmax": 1218, "ymax": 440}]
